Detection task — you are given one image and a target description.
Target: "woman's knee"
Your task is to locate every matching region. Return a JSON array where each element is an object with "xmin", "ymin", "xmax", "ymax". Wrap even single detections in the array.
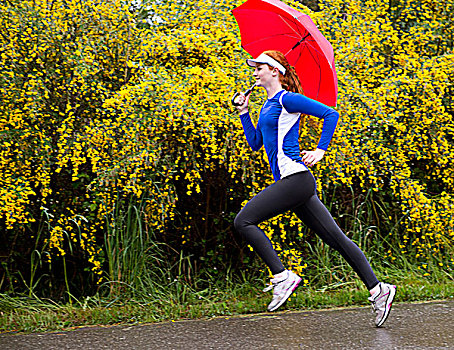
[
  {"xmin": 233, "ymin": 212, "xmax": 244, "ymax": 232},
  {"xmin": 233, "ymin": 212, "xmax": 245, "ymax": 232},
  {"xmin": 234, "ymin": 210, "xmax": 257, "ymax": 236},
  {"xmin": 325, "ymin": 233, "xmax": 358, "ymax": 254}
]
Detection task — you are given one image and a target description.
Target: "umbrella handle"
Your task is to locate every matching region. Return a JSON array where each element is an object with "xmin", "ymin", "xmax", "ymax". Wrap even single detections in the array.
[{"xmin": 231, "ymin": 84, "xmax": 256, "ymax": 106}]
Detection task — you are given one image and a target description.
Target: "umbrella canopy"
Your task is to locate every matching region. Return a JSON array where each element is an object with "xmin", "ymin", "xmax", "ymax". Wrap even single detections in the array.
[{"xmin": 232, "ymin": 0, "xmax": 338, "ymax": 106}]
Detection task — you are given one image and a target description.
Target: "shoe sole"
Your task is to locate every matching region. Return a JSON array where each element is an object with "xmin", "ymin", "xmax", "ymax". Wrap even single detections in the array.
[
  {"xmin": 268, "ymin": 276, "xmax": 302, "ymax": 312},
  {"xmin": 376, "ymin": 285, "xmax": 397, "ymax": 327}
]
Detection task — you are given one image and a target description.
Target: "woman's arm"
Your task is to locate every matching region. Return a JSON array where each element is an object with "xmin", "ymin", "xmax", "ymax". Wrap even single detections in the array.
[
  {"xmin": 235, "ymin": 92, "xmax": 263, "ymax": 151},
  {"xmin": 282, "ymin": 92, "xmax": 339, "ymax": 166},
  {"xmin": 239, "ymin": 112, "xmax": 263, "ymax": 151},
  {"xmin": 282, "ymin": 92, "xmax": 339, "ymax": 151}
]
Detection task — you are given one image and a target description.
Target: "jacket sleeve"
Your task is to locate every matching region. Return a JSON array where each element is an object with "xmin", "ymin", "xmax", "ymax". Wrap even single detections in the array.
[
  {"xmin": 282, "ymin": 92, "xmax": 339, "ymax": 151},
  {"xmin": 239, "ymin": 112, "xmax": 263, "ymax": 151}
]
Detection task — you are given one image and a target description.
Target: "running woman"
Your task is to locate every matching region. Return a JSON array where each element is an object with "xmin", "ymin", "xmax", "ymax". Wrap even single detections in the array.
[{"xmin": 233, "ymin": 50, "xmax": 396, "ymax": 327}]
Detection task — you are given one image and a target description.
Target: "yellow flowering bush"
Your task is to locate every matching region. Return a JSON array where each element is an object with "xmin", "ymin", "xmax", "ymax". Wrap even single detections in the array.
[
  {"xmin": 0, "ymin": 0, "xmax": 145, "ymax": 286},
  {"xmin": 0, "ymin": 0, "xmax": 453, "ymax": 295}
]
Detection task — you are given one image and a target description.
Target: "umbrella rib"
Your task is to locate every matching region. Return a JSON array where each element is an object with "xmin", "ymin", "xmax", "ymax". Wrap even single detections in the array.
[
  {"xmin": 279, "ymin": 14, "xmax": 307, "ymax": 39},
  {"xmin": 294, "ymin": 39, "xmax": 327, "ymax": 61},
  {"xmin": 294, "ymin": 42, "xmax": 323, "ymax": 67},
  {"xmin": 306, "ymin": 42, "xmax": 328, "ymax": 67},
  {"xmin": 293, "ymin": 44, "xmax": 322, "ymax": 98},
  {"xmin": 279, "ymin": 15, "xmax": 310, "ymax": 57},
  {"xmin": 242, "ymin": 32, "xmax": 301, "ymax": 50}
]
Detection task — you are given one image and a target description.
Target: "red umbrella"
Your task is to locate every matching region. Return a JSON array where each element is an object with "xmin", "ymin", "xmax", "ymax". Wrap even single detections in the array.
[{"xmin": 232, "ymin": 0, "xmax": 338, "ymax": 106}]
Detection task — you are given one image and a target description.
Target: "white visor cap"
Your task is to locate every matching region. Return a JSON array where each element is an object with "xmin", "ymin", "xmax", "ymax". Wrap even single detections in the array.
[{"xmin": 246, "ymin": 53, "xmax": 286, "ymax": 75}]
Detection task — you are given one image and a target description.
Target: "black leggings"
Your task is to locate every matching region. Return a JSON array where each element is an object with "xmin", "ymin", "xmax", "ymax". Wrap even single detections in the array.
[{"xmin": 234, "ymin": 171, "xmax": 379, "ymax": 290}]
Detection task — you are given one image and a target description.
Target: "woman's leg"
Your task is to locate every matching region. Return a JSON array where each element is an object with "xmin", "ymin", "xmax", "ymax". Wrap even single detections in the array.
[
  {"xmin": 293, "ymin": 193, "xmax": 379, "ymax": 290},
  {"xmin": 234, "ymin": 172, "xmax": 315, "ymax": 274}
]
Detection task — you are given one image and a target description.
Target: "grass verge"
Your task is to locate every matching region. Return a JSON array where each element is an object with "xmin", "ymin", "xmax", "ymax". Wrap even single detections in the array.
[{"xmin": 1, "ymin": 268, "xmax": 453, "ymax": 335}]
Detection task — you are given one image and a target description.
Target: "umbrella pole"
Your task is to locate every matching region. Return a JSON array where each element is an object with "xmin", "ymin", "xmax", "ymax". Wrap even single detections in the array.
[{"xmin": 286, "ymin": 33, "xmax": 311, "ymax": 56}]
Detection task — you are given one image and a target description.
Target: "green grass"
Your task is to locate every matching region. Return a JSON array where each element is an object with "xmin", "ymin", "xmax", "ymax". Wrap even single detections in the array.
[{"xmin": 1, "ymin": 266, "xmax": 453, "ymax": 334}]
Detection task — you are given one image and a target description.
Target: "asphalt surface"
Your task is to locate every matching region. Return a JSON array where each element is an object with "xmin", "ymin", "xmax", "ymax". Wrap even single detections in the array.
[{"xmin": 1, "ymin": 300, "xmax": 453, "ymax": 349}]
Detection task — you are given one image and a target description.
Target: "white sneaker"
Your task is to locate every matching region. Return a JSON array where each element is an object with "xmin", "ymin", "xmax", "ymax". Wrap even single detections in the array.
[
  {"xmin": 368, "ymin": 282, "xmax": 397, "ymax": 327},
  {"xmin": 263, "ymin": 270, "xmax": 302, "ymax": 312}
]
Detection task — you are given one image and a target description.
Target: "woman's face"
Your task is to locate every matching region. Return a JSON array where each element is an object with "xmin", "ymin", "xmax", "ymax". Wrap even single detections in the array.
[{"xmin": 253, "ymin": 63, "xmax": 278, "ymax": 88}]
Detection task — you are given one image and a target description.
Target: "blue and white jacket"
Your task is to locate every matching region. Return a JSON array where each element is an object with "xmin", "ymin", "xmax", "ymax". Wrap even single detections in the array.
[{"xmin": 240, "ymin": 90, "xmax": 339, "ymax": 181}]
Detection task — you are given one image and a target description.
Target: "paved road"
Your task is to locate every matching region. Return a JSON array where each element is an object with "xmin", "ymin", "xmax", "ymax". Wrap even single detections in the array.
[{"xmin": 1, "ymin": 301, "xmax": 453, "ymax": 349}]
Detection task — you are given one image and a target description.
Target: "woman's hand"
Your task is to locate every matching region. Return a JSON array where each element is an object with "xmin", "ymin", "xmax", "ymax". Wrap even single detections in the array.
[
  {"xmin": 302, "ymin": 148, "xmax": 325, "ymax": 167},
  {"xmin": 235, "ymin": 92, "xmax": 250, "ymax": 114}
]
